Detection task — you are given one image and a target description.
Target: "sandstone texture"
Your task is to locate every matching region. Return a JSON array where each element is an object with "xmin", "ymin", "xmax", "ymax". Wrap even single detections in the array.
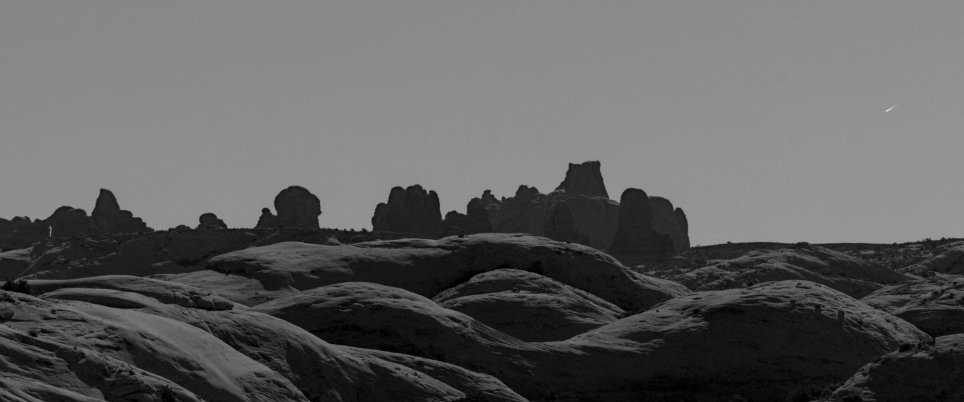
[
  {"xmin": 372, "ymin": 185, "xmax": 443, "ymax": 238},
  {"xmin": 208, "ymin": 233, "xmax": 690, "ymax": 311},
  {"xmin": 829, "ymin": 334, "xmax": 964, "ymax": 401},
  {"xmin": 862, "ymin": 275, "xmax": 964, "ymax": 336},
  {"xmin": 659, "ymin": 245, "xmax": 906, "ymax": 298},
  {"xmin": 433, "ymin": 269, "xmax": 624, "ymax": 341}
]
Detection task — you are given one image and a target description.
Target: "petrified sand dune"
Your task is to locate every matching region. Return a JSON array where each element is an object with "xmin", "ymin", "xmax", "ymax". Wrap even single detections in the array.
[
  {"xmin": 661, "ymin": 244, "xmax": 906, "ymax": 298},
  {"xmin": 0, "ymin": 291, "xmax": 308, "ymax": 401},
  {"xmin": 830, "ymin": 334, "xmax": 964, "ymax": 401},
  {"xmin": 434, "ymin": 269, "xmax": 625, "ymax": 341},
  {"xmin": 862, "ymin": 275, "xmax": 964, "ymax": 336},
  {"xmin": 249, "ymin": 280, "xmax": 927, "ymax": 401},
  {"xmin": 208, "ymin": 233, "xmax": 690, "ymax": 311}
]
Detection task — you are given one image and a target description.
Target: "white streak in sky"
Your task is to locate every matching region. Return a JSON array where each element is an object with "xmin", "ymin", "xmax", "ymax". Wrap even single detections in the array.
[{"xmin": 884, "ymin": 104, "xmax": 898, "ymax": 113}]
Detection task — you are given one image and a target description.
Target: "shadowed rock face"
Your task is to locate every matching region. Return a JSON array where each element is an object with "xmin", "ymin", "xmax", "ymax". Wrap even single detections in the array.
[
  {"xmin": 372, "ymin": 185, "xmax": 442, "ymax": 238},
  {"xmin": 831, "ymin": 334, "xmax": 964, "ymax": 401},
  {"xmin": 45, "ymin": 206, "xmax": 93, "ymax": 238},
  {"xmin": 255, "ymin": 186, "xmax": 321, "ymax": 229},
  {"xmin": 274, "ymin": 186, "xmax": 321, "ymax": 229},
  {"xmin": 674, "ymin": 207, "xmax": 690, "ymax": 250},
  {"xmin": 555, "ymin": 161, "xmax": 608, "ymax": 198},
  {"xmin": 255, "ymin": 207, "xmax": 280, "ymax": 229},
  {"xmin": 650, "ymin": 196, "xmax": 687, "ymax": 252},
  {"xmin": 442, "ymin": 198, "xmax": 492, "ymax": 236},
  {"xmin": 197, "ymin": 213, "xmax": 227, "ymax": 230},
  {"xmin": 90, "ymin": 189, "xmax": 150, "ymax": 233},
  {"xmin": 608, "ymin": 188, "xmax": 654, "ymax": 255},
  {"xmin": 542, "ymin": 201, "xmax": 589, "ymax": 245}
]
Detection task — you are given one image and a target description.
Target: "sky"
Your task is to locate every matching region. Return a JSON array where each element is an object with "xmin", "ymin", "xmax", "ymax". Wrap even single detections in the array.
[{"xmin": 2, "ymin": 1, "xmax": 963, "ymax": 245}]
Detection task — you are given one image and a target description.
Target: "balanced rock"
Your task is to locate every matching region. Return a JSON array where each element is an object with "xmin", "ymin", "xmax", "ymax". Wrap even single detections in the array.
[
  {"xmin": 555, "ymin": 160, "xmax": 609, "ymax": 198},
  {"xmin": 196, "ymin": 212, "xmax": 227, "ymax": 230},
  {"xmin": 372, "ymin": 185, "xmax": 442, "ymax": 238},
  {"xmin": 90, "ymin": 189, "xmax": 150, "ymax": 233}
]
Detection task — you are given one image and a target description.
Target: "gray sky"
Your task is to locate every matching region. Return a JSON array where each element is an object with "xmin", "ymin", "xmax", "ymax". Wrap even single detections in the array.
[{"xmin": 2, "ymin": 1, "xmax": 963, "ymax": 245}]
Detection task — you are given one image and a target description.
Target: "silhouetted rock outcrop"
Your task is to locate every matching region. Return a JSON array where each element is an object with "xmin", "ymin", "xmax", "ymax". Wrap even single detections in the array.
[
  {"xmin": 197, "ymin": 213, "xmax": 227, "ymax": 230},
  {"xmin": 90, "ymin": 189, "xmax": 150, "ymax": 233},
  {"xmin": 608, "ymin": 189, "xmax": 654, "ymax": 252},
  {"xmin": 442, "ymin": 198, "xmax": 492, "ymax": 236},
  {"xmin": 650, "ymin": 196, "xmax": 687, "ymax": 252},
  {"xmin": 274, "ymin": 186, "xmax": 321, "ymax": 229},
  {"xmin": 255, "ymin": 186, "xmax": 321, "ymax": 229},
  {"xmin": 543, "ymin": 201, "xmax": 589, "ymax": 244},
  {"xmin": 372, "ymin": 185, "xmax": 442, "ymax": 238},
  {"xmin": 255, "ymin": 208, "xmax": 280, "ymax": 229},
  {"xmin": 555, "ymin": 161, "xmax": 609, "ymax": 198},
  {"xmin": 674, "ymin": 207, "xmax": 690, "ymax": 250},
  {"xmin": 45, "ymin": 206, "xmax": 93, "ymax": 238}
]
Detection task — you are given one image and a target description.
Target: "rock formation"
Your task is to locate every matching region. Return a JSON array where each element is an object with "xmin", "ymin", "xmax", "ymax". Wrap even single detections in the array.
[
  {"xmin": 608, "ymin": 189, "xmax": 654, "ymax": 253},
  {"xmin": 831, "ymin": 334, "xmax": 964, "ymax": 401},
  {"xmin": 650, "ymin": 196, "xmax": 688, "ymax": 252},
  {"xmin": 90, "ymin": 189, "xmax": 150, "ymax": 233},
  {"xmin": 274, "ymin": 186, "xmax": 321, "ymax": 229},
  {"xmin": 442, "ymin": 198, "xmax": 492, "ymax": 236},
  {"xmin": 674, "ymin": 207, "xmax": 690, "ymax": 249},
  {"xmin": 372, "ymin": 185, "xmax": 442, "ymax": 238},
  {"xmin": 441, "ymin": 162, "xmax": 685, "ymax": 254},
  {"xmin": 542, "ymin": 201, "xmax": 589, "ymax": 244},
  {"xmin": 44, "ymin": 206, "xmax": 93, "ymax": 238},
  {"xmin": 433, "ymin": 269, "xmax": 624, "ymax": 341},
  {"xmin": 197, "ymin": 212, "xmax": 227, "ymax": 230},
  {"xmin": 555, "ymin": 160, "xmax": 609, "ymax": 198},
  {"xmin": 255, "ymin": 186, "xmax": 321, "ymax": 229},
  {"xmin": 255, "ymin": 208, "xmax": 280, "ymax": 229},
  {"xmin": 487, "ymin": 185, "xmax": 548, "ymax": 236}
]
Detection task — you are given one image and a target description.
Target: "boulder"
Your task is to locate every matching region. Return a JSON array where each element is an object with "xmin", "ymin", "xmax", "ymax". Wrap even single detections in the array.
[
  {"xmin": 372, "ymin": 185, "xmax": 443, "ymax": 238},
  {"xmin": 196, "ymin": 212, "xmax": 227, "ymax": 230}
]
